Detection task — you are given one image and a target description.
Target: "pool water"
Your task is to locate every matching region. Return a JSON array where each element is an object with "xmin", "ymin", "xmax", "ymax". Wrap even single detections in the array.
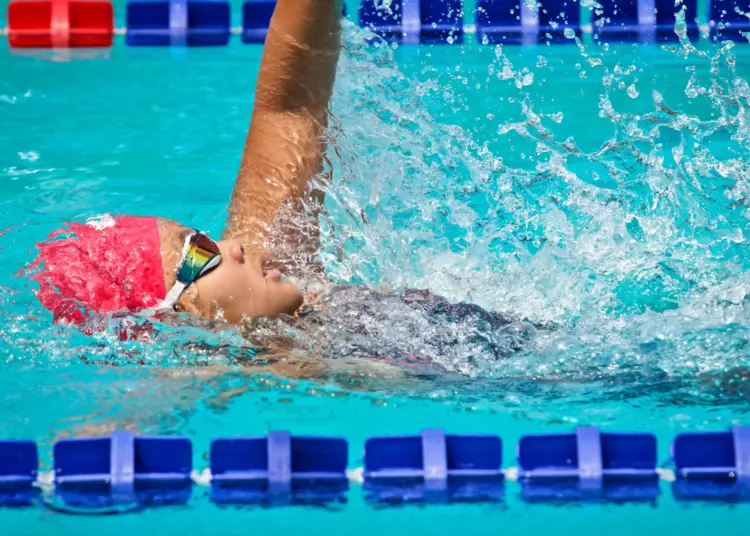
[{"xmin": 1, "ymin": 0, "xmax": 750, "ymax": 533}]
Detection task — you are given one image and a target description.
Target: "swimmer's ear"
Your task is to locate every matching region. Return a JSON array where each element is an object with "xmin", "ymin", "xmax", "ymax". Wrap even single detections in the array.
[{"xmin": 175, "ymin": 286, "xmax": 221, "ymax": 321}]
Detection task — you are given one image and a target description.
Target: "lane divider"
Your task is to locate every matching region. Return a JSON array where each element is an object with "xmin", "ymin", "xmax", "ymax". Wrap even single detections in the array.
[
  {"xmin": 0, "ymin": 23, "xmax": 724, "ymax": 43},
  {"xmin": 1, "ymin": 426, "xmax": 748, "ymax": 510},
  {"xmin": 1, "ymin": 0, "xmax": 747, "ymax": 49}
]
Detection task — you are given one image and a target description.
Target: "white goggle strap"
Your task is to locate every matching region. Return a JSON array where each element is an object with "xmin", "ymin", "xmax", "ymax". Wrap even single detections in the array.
[
  {"xmin": 151, "ymin": 232, "xmax": 193, "ymax": 312},
  {"xmin": 154, "ymin": 281, "xmax": 188, "ymax": 311}
]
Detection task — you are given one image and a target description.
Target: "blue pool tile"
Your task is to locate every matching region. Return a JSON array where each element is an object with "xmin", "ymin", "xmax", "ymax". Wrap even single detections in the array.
[
  {"xmin": 364, "ymin": 430, "xmax": 503, "ymax": 503},
  {"xmin": 518, "ymin": 427, "xmax": 659, "ymax": 501},
  {"xmin": 54, "ymin": 431, "xmax": 192, "ymax": 510},
  {"xmin": 476, "ymin": 0, "xmax": 527, "ymax": 44},
  {"xmin": 710, "ymin": 0, "xmax": 750, "ymax": 42},
  {"xmin": 538, "ymin": 0, "xmax": 582, "ymax": 43},
  {"xmin": 210, "ymin": 432, "xmax": 348, "ymax": 505},
  {"xmin": 126, "ymin": 0, "xmax": 230, "ymax": 46}
]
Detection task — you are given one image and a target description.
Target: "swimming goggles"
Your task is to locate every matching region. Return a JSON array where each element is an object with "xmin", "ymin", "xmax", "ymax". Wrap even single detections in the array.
[{"xmin": 155, "ymin": 231, "xmax": 222, "ymax": 310}]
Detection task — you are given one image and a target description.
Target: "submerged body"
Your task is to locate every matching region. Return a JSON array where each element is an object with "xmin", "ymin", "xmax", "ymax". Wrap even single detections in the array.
[{"xmin": 245, "ymin": 286, "xmax": 538, "ymax": 376}]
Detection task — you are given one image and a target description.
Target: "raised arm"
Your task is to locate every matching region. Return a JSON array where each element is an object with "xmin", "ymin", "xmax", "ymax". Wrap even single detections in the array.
[{"xmin": 224, "ymin": 0, "xmax": 344, "ymax": 246}]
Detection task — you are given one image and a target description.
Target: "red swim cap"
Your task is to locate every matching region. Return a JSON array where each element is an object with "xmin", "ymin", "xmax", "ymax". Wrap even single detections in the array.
[{"xmin": 31, "ymin": 215, "xmax": 167, "ymax": 324}]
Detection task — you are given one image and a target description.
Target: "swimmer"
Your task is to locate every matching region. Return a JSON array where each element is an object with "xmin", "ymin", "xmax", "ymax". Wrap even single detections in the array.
[
  {"xmin": 33, "ymin": 0, "xmax": 342, "ymax": 325},
  {"xmin": 30, "ymin": 0, "xmax": 536, "ymax": 374}
]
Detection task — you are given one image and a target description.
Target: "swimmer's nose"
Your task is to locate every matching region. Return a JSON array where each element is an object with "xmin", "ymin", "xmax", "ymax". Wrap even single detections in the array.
[
  {"xmin": 224, "ymin": 239, "xmax": 245, "ymax": 263},
  {"xmin": 223, "ymin": 239, "xmax": 272, "ymax": 269}
]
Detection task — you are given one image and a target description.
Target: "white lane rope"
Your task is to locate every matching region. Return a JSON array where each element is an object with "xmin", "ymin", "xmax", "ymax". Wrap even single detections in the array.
[{"xmin": 29, "ymin": 466, "xmax": 678, "ymax": 488}]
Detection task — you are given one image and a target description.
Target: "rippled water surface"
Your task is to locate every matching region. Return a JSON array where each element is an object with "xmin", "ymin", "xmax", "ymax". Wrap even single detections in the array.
[{"xmin": 1, "ymin": 0, "xmax": 750, "ymax": 531}]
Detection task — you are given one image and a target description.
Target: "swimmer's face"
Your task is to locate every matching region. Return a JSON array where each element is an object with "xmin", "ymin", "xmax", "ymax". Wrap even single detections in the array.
[{"xmin": 160, "ymin": 222, "xmax": 304, "ymax": 323}]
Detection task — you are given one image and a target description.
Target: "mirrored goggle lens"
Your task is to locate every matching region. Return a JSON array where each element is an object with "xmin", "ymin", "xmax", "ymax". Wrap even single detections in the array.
[
  {"xmin": 177, "ymin": 232, "xmax": 222, "ymax": 284},
  {"xmin": 191, "ymin": 232, "xmax": 221, "ymax": 256}
]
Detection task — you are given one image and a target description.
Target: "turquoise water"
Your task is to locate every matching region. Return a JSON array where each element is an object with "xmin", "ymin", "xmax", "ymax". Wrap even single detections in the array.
[{"xmin": 2, "ymin": 1, "xmax": 750, "ymax": 533}]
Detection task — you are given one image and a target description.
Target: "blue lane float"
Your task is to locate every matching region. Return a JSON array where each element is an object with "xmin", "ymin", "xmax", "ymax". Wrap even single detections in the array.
[
  {"xmin": 243, "ymin": 0, "xmax": 347, "ymax": 44},
  {"xmin": 655, "ymin": 0, "xmax": 700, "ymax": 42},
  {"xmin": 672, "ymin": 427, "xmax": 750, "ymax": 501},
  {"xmin": 518, "ymin": 427, "xmax": 659, "ymax": 501},
  {"xmin": 592, "ymin": 0, "xmax": 643, "ymax": 42},
  {"xmin": 710, "ymin": 0, "xmax": 750, "ymax": 42},
  {"xmin": 126, "ymin": 0, "xmax": 230, "ymax": 46},
  {"xmin": 242, "ymin": 0, "xmax": 275, "ymax": 44},
  {"xmin": 359, "ymin": 0, "xmax": 417, "ymax": 43},
  {"xmin": 53, "ymin": 430, "xmax": 192, "ymax": 510},
  {"xmin": 592, "ymin": 0, "xmax": 701, "ymax": 43},
  {"xmin": 210, "ymin": 432, "xmax": 348, "ymax": 504},
  {"xmin": 363, "ymin": 430, "xmax": 504, "ymax": 503},
  {"xmin": 359, "ymin": 0, "xmax": 462, "ymax": 44},
  {"xmin": 419, "ymin": 0, "xmax": 463, "ymax": 44},
  {"xmin": 475, "ymin": 0, "xmax": 529, "ymax": 45},
  {"xmin": 0, "ymin": 440, "xmax": 38, "ymax": 506},
  {"xmin": 538, "ymin": 0, "xmax": 582, "ymax": 43}
]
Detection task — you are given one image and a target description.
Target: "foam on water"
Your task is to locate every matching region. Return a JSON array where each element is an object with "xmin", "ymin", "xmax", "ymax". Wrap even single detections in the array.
[{"xmin": 313, "ymin": 10, "xmax": 750, "ymax": 383}]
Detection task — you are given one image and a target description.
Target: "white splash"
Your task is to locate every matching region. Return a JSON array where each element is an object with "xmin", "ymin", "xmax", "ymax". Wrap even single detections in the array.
[{"xmin": 86, "ymin": 214, "xmax": 116, "ymax": 230}]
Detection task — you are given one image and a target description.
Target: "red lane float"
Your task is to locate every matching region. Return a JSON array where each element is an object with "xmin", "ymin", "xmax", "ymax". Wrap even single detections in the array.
[{"xmin": 8, "ymin": 0, "xmax": 113, "ymax": 48}]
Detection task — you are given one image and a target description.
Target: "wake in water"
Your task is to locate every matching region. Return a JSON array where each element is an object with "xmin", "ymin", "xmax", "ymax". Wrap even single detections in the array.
[{"xmin": 290, "ymin": 6, "xmax": 750, "ymax": 384}]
